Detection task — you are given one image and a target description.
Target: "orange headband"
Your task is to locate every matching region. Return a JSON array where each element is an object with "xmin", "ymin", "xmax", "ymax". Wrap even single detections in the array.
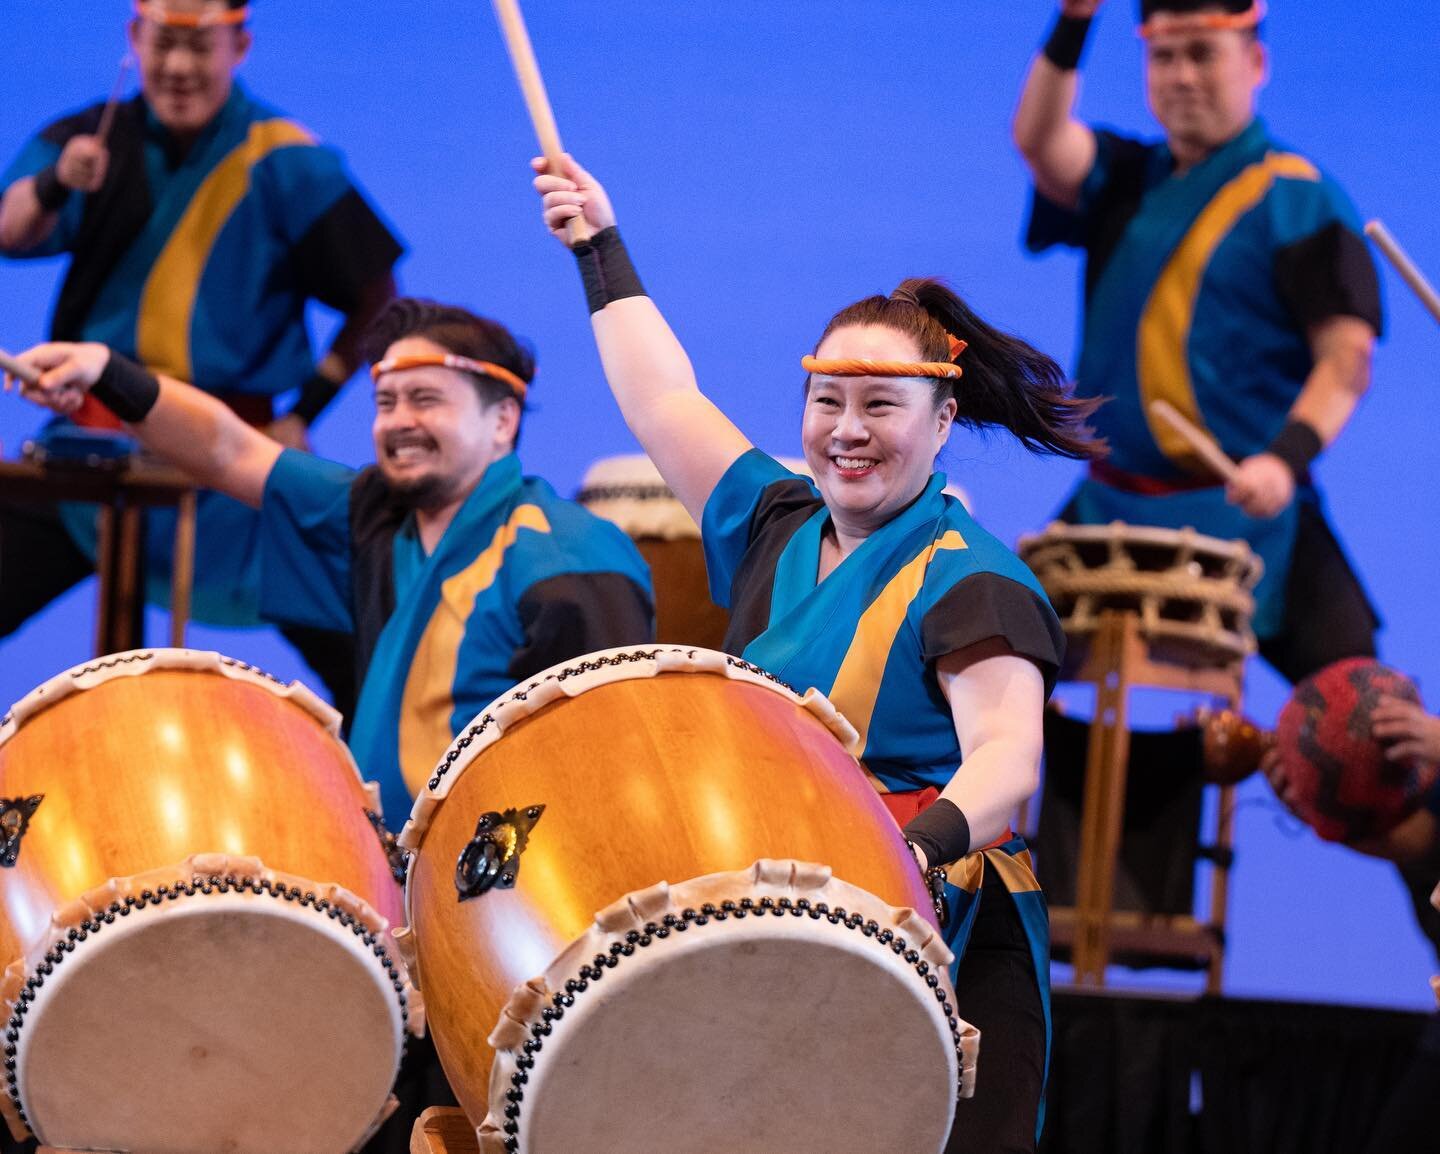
[
  {"xmin": 1139, "ymin": 0, "xmax": 1264, "ymax": 39},
  {"xmin": 371, "ymin": 354, "xmax": 529, "ymax": 401},
  {"xmin": 803, "ymin": 335, "xmax": 968, "ymax": 381},
  {"xmin": 134, "ymin": 2, "xmax": 249, "ymax": 28}
]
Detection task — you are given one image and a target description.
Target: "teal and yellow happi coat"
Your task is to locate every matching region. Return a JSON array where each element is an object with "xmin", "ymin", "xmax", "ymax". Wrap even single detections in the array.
[
  {"xmin": 703, "ymin": 448, "xmax": 1063, "ymax": 1112},
  {"xmin": 1027, "ymin": 118, "xmax": 1383, "ymax": 636},
  {"xmin": 2, "ymin": 84, "xmax": 402, "ymax": 624},
  {"xmin": 258, "ymin": 450, "xmax": 654, "ymax": 827}
]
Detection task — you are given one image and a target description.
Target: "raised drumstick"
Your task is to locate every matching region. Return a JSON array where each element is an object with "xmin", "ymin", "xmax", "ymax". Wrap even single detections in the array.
[
  {"xmin": 1149, "ymin": 399, "xmax": 1240, "ymax": 484},
  {"xmin": 0, "ymin": 348, "xmax": 41, "ymax": 388},
  {"xmin": 1366, "ymin": 220, "xmax": 1440, "ymax": 328},
  {"xmin": 96, "ymin": 54, "xmax": 135, "ymax": 143},
  {"xmin": 490, "ymin": 0, "xmax": 593, "ymax": 244}
]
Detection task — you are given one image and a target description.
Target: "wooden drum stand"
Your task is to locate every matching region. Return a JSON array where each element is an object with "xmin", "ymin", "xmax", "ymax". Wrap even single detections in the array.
[{"xmin": 1019, "ymin": 522, "xmax": 1263, "ymax": 990}]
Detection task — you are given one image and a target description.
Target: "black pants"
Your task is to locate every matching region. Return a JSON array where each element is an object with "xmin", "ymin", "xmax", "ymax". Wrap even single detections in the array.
[
  {"xmin": 946, "ymin": 870, "xmax": 1048, "ymax": 1154},
  {"xmin": 0, "ymin": 496, "xmax": 357, "ymax": 720}
]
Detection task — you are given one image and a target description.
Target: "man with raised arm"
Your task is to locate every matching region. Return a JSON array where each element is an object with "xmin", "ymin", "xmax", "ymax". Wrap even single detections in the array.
[
  {"xmin": 10, "ymin": 301, "xmax": 654, "ymax": 830},
  {"xmin": 0, "ymin": 0, "xmax": 402, "ymax": 716},
  {"xmin": 1013, "ymin": 0, "xmax": 1382, "ymax": 682}
]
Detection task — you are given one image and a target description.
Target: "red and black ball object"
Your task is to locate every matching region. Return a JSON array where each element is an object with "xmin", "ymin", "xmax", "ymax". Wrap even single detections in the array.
[{"xmin": 1274, "ymin": 658, "xmax": 1437, "ymax": 844}]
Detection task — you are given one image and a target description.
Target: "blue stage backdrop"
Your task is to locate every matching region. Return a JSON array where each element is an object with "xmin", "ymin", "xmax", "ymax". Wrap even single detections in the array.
[{"xmin": 2, "ymin": 3, "xmax": 1436, "ymax": 1009}]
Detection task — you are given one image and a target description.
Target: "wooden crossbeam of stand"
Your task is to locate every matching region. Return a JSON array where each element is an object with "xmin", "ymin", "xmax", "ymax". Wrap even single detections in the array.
[{"xmin": 411, "ymin": 1106, "xmax": 479, "ymax": 1154}]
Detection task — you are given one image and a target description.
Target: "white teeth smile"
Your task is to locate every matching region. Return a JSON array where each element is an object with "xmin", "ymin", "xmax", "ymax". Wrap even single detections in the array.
[
  {"xmin": 391, "ymin": 445, "xmax": 431, "ymax": 463},
  {"xmin": 834, "ymin": 457, "xmax": 876, "ymax": 470}
]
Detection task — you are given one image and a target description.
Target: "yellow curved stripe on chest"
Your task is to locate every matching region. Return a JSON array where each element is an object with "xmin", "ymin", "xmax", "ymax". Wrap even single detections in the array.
[
  {"xmin": 398, "ymin": 504, "xmax": 551, "ymax": 796},
  {"xmin": 136, "ymin": 119, "xmax": 315, "ymax": 382},
  {"xmin": 828, "ymin": 529, "xmax": 968, "ymax": 769},
  {"xmin": 1137, "ymin": 152, "xmax": 1319, "ymax": 471}
]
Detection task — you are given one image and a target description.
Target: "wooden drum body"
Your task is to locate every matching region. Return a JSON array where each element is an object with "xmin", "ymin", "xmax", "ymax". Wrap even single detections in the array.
[
  {"xmin": 398, "ymin": 646, "xmax": 972, "ymax": 1154},
  {"xmin": 578, "ymin": 455, "xmax": 730, "ymax": 650},
  {"xmin": 1018, "ymin": 520, "xmax": 1264, "ymax": 668},
  {"xmin": 0, "ymin": 650, "xmax": 416, "ymax": 1154}
]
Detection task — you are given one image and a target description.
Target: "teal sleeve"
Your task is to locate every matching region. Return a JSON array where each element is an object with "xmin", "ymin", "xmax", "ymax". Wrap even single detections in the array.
[
  {"xmin": 258, "ymin": 448, "xmax": 358, "ymax": 632},
  {"xmin": 700, "ymin": 448, "xmax": 799, "ymax": 607},
  {"xmin": 1025, "ymin": 128, "xmax": 1143, "ymax": 254}
]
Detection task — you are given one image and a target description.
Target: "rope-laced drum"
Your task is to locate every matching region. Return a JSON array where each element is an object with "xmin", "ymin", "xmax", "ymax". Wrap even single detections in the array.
[
  {"xmin": 1017, "ymin": 521, "xmax": 1264, "ymax": 667},
  {"xmin": 0, "ymin": 650, "xmax": 417, "ymax": 1154},
  {"xmin": 396, "ymin": 645, "xmax": 974, "ymax": 1154}
]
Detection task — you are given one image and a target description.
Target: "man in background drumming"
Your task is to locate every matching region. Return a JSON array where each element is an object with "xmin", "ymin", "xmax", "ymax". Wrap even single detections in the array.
[
  {"xmin": 1012, "ymin": 0, "xmax": 1382, "ymax": 680},
  {"xmin": 0, "ymin": 0, "xmax": 401, "ymax": 718},
  {"xmin": 8, "ymin": 300, "xmax": 654, "ymax": 831},
  {"xmin": 1011, "ymin": 0, "xmax": 1393, "ymax": 967}
]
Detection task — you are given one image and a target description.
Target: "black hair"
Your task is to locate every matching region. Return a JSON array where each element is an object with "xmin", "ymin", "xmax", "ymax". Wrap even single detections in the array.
[{"xmin": 814, "ymin": 277, "xmax": 1105, "ymax": 461}]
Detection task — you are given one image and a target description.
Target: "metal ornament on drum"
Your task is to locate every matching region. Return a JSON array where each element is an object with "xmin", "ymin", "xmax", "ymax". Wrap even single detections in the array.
[
  {"xmin": 396, "ymin": 646, "xmax": 975, "ymax": 1154},
  {"xmin": 1017, "ymin": 521, "xmax": 1264, "ymax": 666},
  {"xmin": 0, "ymin": 650, "xmax": 418, "ymax": 1154}
]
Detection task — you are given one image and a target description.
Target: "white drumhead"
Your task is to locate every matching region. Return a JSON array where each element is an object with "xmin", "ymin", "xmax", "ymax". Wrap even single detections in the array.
[
  {"xmin": 479, "ymin": 862, "xmax": 971, "ymax": 1154},
  {"xmin": 494, "ymin": 910, "xmax": 958, "ymax": 1153},
  {"xmin": 15, "ymin": 890, "xmax": 405, "ymax": 1154},
  {"xmin": 577, "ymin": 455, "xmax": 814, "ymax": 541}
]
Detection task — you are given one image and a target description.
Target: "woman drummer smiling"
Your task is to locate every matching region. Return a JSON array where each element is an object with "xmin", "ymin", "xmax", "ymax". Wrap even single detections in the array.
[{"xmin": 534, "ymin": 154, "xmax": 1102, "ymax": 1154}]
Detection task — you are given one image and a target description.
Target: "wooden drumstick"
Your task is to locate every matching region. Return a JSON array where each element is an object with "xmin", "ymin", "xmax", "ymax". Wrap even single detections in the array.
[
  {"xmin": 96, "ymin": 54, "xmax": 135, "ymax": 144},
  {"xmin": 0, "ymin": 347, "xmax": 41, "ymax": 388},
  {"xmin": 1149, "ymin": 399, "xmax": 1239, "ymax": 485},
  {"xmin": 490, "ymin": 0, "xmax": 594, "ymax": 244},
  {"xmin": 1367, "ymin": 220, "xmax": 1440, "ymax": 328}
]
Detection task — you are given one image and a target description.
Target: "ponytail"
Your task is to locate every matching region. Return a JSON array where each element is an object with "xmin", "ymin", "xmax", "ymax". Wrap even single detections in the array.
[{"xmin": 816, "ymin": 277, "xmax": 1105, "ymax": 461}]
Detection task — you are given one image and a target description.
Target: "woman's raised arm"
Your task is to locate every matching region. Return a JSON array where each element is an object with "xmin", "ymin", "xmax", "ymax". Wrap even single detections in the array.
[{"xmin": 533, "ymin": 155, "xmax": 753, "ymax": 524}]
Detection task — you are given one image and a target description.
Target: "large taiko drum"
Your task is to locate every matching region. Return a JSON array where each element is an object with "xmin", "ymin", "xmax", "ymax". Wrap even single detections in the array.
[
  {"xmin": 396, "ymin": 646, "xmax": 974, "ymax": 1154},
  {"xmin": 1017, "ymin": 520, "xmax": 1264, "ymax": 667},
  {"xmin": 0, "ymin": 650, "xmax": 417, "ymax": 1154}
]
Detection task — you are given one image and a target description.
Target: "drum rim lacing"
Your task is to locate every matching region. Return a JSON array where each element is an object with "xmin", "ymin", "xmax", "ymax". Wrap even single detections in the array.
[
  {"xmin": 1, "ymin": 872, "xmax": 411, "ymax": 1137},
  {"xmin": 485, "ymin": 895, "xmax": 969, "ymax": 1153},
  {"xmin": 423, "ymin": 649, "xmax": 794, "ymax": 796}
]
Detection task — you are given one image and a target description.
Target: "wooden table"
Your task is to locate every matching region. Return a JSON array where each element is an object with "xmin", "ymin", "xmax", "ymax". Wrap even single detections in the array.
[{"xmin": 0, "ymin": 458, "xmax": 197, "ymax": 655}]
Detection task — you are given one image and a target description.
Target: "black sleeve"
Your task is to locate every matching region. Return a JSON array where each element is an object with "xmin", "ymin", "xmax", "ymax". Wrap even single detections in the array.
[
  {"xmin": 1274, "ymin": 222, "xmax": 1384, "ymax": 337},
  {"xmin": 919, "ymin": 573, "xmax": 1066, "ymax": 699},
  {"xmin": 507, "ymin": 572, "xmax": 656, "ymax": 681},
  {"xmin": 290, "ymin": 188, "xmax": 403, "ymax": 315}
]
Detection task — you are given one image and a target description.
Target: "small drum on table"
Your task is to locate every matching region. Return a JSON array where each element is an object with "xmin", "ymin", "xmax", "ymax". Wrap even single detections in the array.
[
  {"xmin": 0, "ymin": 650, "xmax": 417, "ymax": 1154},
  {"xmin": 396, "ymin": 646, "xmax": 974, "ymax": 1154},
  {"xmin": 1017, "ymin": 520, "xmax": 1263, "ymax": 669}
]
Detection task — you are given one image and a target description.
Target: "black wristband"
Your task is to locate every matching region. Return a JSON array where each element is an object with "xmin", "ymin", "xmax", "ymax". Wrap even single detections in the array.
[
  {"xmin": 903, "ymin": 798, "xmax": 972, "ymax": 869},
  {"xmin": 1043, "ymin": 14, "xmax": 1094, "ymax": 70},
  {"xmin": 573, "ymin": 226, "xmax": 647, "ymax": 315},
  {"xmin": 33, "ymin": 165, "xmax": 71, "ymax": 213},
  {"xmin": 91, "ymin": 353, "xmax": 161, "ymax": 424},
  {"xmin": 288, "ymin": 372, "xmax": 342, "ymax": 426},
  {"xmin": 1266, "ymin": 419, "xmax": 1324, "ymax": 480}
]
